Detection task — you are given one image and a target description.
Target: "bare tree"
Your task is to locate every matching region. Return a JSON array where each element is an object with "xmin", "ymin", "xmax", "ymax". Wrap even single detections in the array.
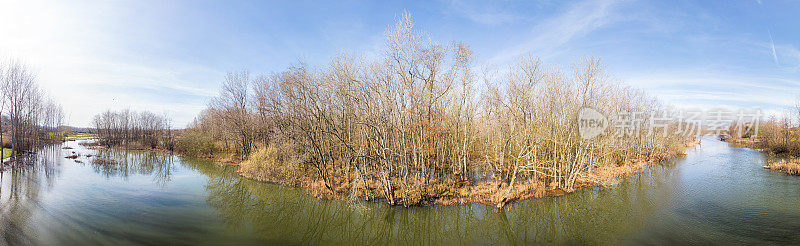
[
  {"xmin": 92, "ymin": 109, "xmax": 171, "ymax": 150},
  {"xmin": 0, "ymin": 60, "xmax": 64, "ymax": 160},
  {"xmin": 210, "ymin": 71, "xmax": 255, "ymax": 159},
  {"xmin": 185, "ymin": 14, "xmax": 691, "ymax": 206}
]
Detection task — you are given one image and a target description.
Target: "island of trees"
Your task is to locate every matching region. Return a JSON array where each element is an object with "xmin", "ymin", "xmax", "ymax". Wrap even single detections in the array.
[
  {"xmin": 170, "ymin": 15, "xmax": 697, "ymax": 207},
  {"xmin": 89, "ymin": 15, "xmax": 696, "ymax": 207},
  {"xmin": 91, "ymin": 109, "xmax": 173, "ymax": 150}
]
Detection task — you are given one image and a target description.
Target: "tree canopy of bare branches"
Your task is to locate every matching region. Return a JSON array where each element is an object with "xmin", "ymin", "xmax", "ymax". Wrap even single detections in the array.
[
  {"xmin": 0, "ymin": 60, "xmax": 64, "ymax": 158},
  {"xmin": 186, "ymin": 13, "xmax": 691, "ymax": 206},
  {"xmin": 92, "ymin": 109, "xmax": 172, "ymax": 150}
]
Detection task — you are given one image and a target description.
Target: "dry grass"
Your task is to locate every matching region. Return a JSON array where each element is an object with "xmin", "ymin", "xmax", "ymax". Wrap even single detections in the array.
[
  {"xmin": 230, "ymin": 145, "xmax": 691, "ymax": 207},
  {"xmin": 237, "ymin": 145, "xmax": 301, "ymax": 185},
  {"xmin": 78, "ymin": 141, "xmax": 100, "ymax": 147},
  {"xmin": 79, "ymin": 141, "xmax": 108, "ymax": 150},
  {"xmin": 686, "ymin": 138, "xmax": 702, "ymax": 148},
  {"xmin": 764, "ymin": 158, "xmax": 800, "ymax": 175},
  {"xmin": 592, "ymin": 161, "xmax": 648, "ymax": 182},
  {"xmin": 725, "ymin": 137, "xmax": 758, "ymax": 147},
  {"xmin": 245, "ymin": 157, "xmax": 671, "ymax": 207},
  {"xmin": 216, "ymin": 154, "xmax": 242, "ymax": 164},
  {"xmin": 300, "ymin": 176, "xmax": 550, "ymax": 207}
]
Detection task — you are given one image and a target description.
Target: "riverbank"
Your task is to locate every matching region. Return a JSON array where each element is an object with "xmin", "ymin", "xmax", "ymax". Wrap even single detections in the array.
[
  {"xmin": 0, "ymin": 138, "xmax": 70, "ymax": 171},
  {"xmin": 721, "ymin": 136, "xmax": 800, "ymax": 176},
  {"xmin": 9, "ymin": 133, "xmax": 799, "ymax": 245},
  {"xmin": 721, "ymin": 137, "xmax": 758, "ymax": 148},
  {"xmin": 233, "ymin": 138, "xmax": 702, "ymax": 207},
  {"xmin": 77, "ymin": 137, "xmax": 702, "ymax": 207},
  {"xmin": 764, "ymin": 158, "xmax": 800, "ymax": 175}
]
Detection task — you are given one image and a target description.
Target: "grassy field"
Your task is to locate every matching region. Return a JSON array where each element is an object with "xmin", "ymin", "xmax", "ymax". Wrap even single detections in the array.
[
  {"xmin": 67, "ymin": 132, "xmax": 94, "ymax": 138},
  {"xmin": 1, "ymin": 148, "xmax": 12, "ymax": 159}
]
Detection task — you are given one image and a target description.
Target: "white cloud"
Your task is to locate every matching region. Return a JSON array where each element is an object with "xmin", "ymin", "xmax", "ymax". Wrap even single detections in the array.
[
  {"xmin": 0, "ymin": 0, "xmax": 218, "ymax": 127},
  {"xmin": 774, "ymin": 44, "xmax": 800, "ymax": 72},
  {"xmin": 768, "ymin": 30, "xmax": 779, "ymax": 64},
  {"xmin": 489, "ymin": 0, "xmax": 623, "ymax": 64},
  {"xmin": 625, "ymin": 73, "xmax": 800, "ymax": 112}
]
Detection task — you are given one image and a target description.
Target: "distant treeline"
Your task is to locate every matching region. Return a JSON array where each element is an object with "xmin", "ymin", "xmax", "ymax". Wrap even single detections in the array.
[
  {"xmin": 92, "ymin": 109, "xmax": 173, "ymax": 150},
  {"xmin": 0, "ymin": 60, "xmax": 65, "ymax": 157},
  {"xmin": 173, "ymin": 14, "xmax": 690, "ymax": 206}
]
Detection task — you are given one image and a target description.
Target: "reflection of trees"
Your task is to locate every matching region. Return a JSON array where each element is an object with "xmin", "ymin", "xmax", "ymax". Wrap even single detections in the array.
[
  {"xmin": 1, "ymin": 140, "xmax": 686, "ymax": 245},
  {"xmin": 91, "ymin": 149, "xmax": 175, "ymax": 186},
  {"xmin": 182, "ymin": 156, "xmax": 681, "ymax": 244},
  {"xmin": 497, "ymin": 161, "xmax": 681, "ymax": 244},
  {"xmin": 0, "ymin": 144, "xmax": 62, "ymax": 245}
]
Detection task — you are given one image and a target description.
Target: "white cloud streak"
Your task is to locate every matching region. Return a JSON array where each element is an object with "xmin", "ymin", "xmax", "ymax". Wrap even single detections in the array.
[
  {"xmin": 768, "ymin": 30, "xmax": 779, "ymax": 65},
  {"xmin": 490, "ymin": 0, "xmax": 623, "ymax": 64},
  {"xmin": 626, "ymin": 73, "xmax": 800, "ymax": 113}
]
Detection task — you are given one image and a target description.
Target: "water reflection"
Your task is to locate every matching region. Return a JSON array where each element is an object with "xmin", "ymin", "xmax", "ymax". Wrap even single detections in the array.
[
  {"xmin": 184, "ymin": 156, "xmax": 681, "ymax": 244},
  {"xmin": 3, "ymin": 138, "xmax": 799, "ymax": 245},
  {"xmin": 0, "ymin": 144, "xmax": 62, "ymax": 245},
  {"xmin": 91, "ymin": 148, "xmax": 176, "ymax": 186}
]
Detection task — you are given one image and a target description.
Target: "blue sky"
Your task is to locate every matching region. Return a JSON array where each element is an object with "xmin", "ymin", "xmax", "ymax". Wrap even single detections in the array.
[{"xmin": 0, "ymin": 0, "xmax": 798, "ymax": 127}]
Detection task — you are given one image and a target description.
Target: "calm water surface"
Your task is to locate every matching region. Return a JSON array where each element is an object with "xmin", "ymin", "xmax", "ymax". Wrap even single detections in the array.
[{"xmin": 2, "ymin": 137, "xmax": 799, "ymax": 245}]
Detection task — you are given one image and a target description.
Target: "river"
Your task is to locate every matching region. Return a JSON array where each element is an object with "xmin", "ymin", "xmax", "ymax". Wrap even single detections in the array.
[{"xmin": 1, "ymin": 137, "xmax": 799, "ymax": 245}]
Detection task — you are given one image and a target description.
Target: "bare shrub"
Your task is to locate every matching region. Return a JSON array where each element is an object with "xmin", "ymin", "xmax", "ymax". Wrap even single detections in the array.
[{"xmin": 237, "ymin": 144, "xmax": 301, "ymax": 185}]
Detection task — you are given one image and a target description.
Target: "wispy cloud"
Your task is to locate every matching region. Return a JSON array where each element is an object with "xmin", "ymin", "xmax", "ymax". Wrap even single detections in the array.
[
  {"xmin": 490, "ymin": 0, "xmax": 623, "ymax": 63},
  {"xmin": 774, "ymin": 44, "xmax": 800, "ymax": 72},
  {"xmin": 626, "ymin": 72, "xmax": 800, "ymax": 112},
  {"xmin": 763, "ymin": 34, "xmax": 800, "ymax": 72},
  {"xmin": 444, "ymin": 0, "xmax": 523, "ymax": 25},
  {"xmin": 768, "ymin": 30, "xmax": 779, "ymax": 64}
]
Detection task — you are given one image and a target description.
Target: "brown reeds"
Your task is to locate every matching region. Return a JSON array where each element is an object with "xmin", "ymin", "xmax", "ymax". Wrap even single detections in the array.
[{"xmin": 765, "ymin": 159, "xmax": 800, "ymax": 175}]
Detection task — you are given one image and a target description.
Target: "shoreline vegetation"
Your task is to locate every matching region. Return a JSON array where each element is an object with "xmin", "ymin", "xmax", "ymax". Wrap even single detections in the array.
[
  {"xmin": 725, "ymin": 114, "xmax": 800, "ymax": 176},
  {"xmin": 0, "ymin": 60, "xmax": 66, "ymax": 170},
  {"xmin": 90, "ymin": 136, "xmax": 700, "ymax": 207},
  {"xmin": 91, "ymin": 14, "xmax": 699, "ymax": 207},
  {"xmin": 236, "ymin": 138, "xmax": 700, "ymax": 207},
  {"xmin": 764, "ymin": 159, "xmax": 800, "ymax": 175}
]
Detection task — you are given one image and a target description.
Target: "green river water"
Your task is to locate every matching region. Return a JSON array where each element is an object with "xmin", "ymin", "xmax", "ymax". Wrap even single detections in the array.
[{"xmin": 2, "ymin": 137, "xmax": 799, "ymax": 245}]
